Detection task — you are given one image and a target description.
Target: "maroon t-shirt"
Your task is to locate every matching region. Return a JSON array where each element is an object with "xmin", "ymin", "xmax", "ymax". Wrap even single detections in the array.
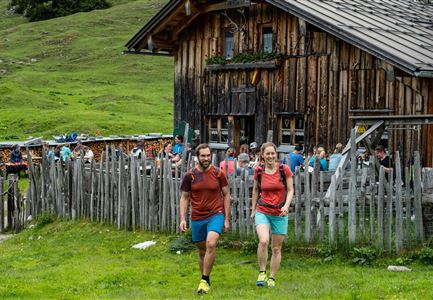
[{"xmin": 181, "ymin": 165, "xmax": 229, "ymax": 221}]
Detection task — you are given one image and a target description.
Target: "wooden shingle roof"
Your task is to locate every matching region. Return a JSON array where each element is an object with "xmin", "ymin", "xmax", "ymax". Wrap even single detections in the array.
[{"xmin": 126, "ymin": 0, "xmax": 433, "ymax": 77}]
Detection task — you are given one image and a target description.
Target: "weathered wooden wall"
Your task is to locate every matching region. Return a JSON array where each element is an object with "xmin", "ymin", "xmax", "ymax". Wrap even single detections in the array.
[{"xmin": 173, "ymin": 3, "xmax": 433, "ymax": 166}]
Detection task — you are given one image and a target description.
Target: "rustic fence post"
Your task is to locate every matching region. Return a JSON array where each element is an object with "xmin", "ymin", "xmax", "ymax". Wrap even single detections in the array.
[
  {"xmin": 337, "ymin": 167, "xmax": 344, "ymax": 242},
  {"xmin": 319, "ymin": 171, "xmax": 325, "ymax": 241},
  {"xmin": 130, "ymin": 157, "xmax": 137, "ymax": 231},
  {"xmin": 117, "ymin": 151, "xmax": 123, "ymax": 229},
  {"xmin": 304, "ymin": 168, "xmax": 311, "ymax": 242},
  {"xmin": 348, "ymin": 128, "xmax": 357, "ymax": 244},
  {"xmin": 369, "ymin": 156, "xmax": 376, "ymax": 242},
  {"xmin": 359, "ymin": 167, "xmax": 367, "ymax": 241},
  {"xmin": 413, "ymin": 151, "xmax": 424, "ymax": 242},
  {"xmin": 394, "ymin": 151, "xmax": 403, "ymax": 252},
  {"xmin": 244, "ymin": 169, "xmax": 252, "ymax": 237},
  {"xmin": 0, "ymin": 177, "xmax": 4, "ymax": 232},
  {"xmin": 104, "ymin": 146, "xmax": 110, "ymax": 223},
  {"xmin": 404, "ymin": 166, "xmax": 412, "ymax": 248},
  {"xmin": 294, "ymin": 168, "xmax": 302, "ymax": 242},
  {"xmin": 377, "ymin": 166, "xmax": 385, "ymax": 248},
  {"xmin": 328, "ymin": 174, "xmax": 336, "ymax": 243},
  {"xmin": 386, "ymin": 169, "xmax": 393, "ymax": 252}
]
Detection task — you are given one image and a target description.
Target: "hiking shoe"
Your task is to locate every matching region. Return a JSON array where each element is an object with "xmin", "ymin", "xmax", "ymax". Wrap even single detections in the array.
[
  {"xmin": 267, "ymin": 278, "xmax": 275, "ymax": 288},
  {"xmin": 197, "ymin": 279, "xmax": 210, "ymax": 294},
  {"xmin": 256, "ymin": 272, "xmax": 267, "ymax": 287}
]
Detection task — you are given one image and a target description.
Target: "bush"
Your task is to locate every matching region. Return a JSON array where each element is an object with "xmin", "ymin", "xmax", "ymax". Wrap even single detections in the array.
[
  {"xmin": 416, "ymin": 247, "xmax": 433, "ymax": 265},
  {"xmin": 8, "ymin": 0, "xmax": 110, "ymax": 22},
  {"xmin": 35, "ymin": 211, "xmax": 56, "ymax": 229},
  {"xmin": 350, "ymin": 247, "xmax": 377, "ymax": 266},
  {"xmin": 168, "ymin": 231, "xmax": 194, "ymax": 253}
]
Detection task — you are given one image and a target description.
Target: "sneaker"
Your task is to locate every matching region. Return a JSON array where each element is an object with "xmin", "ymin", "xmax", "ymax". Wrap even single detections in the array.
[
  {"xmin": 256, "ymin": 272, "xmax": 267, "ymax": 287},
  {"xmin": 197, "ymin": 279, "xmax": 210, "ymax": 294},
  {"xmin": 267, "ymin": 278, "xmax": 275, "ymax": 288}
]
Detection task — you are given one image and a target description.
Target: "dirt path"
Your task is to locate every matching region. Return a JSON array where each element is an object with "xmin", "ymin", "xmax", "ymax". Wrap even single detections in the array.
[{"xmin": 0, "ymin": 234, "xmax": 13, "ymax": 243}]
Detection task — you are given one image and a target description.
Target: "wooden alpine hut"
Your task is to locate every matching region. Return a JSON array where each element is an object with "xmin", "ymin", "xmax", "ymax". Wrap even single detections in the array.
[{"xmin": 125, "ymin": 0, "xmax": 433, "ymax": 166}]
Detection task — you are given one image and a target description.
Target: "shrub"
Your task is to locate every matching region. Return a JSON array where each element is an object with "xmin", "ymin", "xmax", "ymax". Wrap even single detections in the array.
[
  {"xmin": 168, "ymin": 231, "xmax": 194, "ymax": 253},
  {"xmin": 8, "ymin": 0, "xmax": 110, "ymax": 22},
  {"xmin": 416, "ymin": 247, "xmax": 433, "ymax": 265},
  {"xmin": 35, "ymin": 211, "xmax": 56, "ymax": 229},
  {"xmin": 350, "ymin": 247, "xmax": 377, "ymax": 266}
]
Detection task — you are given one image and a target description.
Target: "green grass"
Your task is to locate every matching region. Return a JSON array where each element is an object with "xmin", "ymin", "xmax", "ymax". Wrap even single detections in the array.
[
  {"xmin": 1, "ymin": 220, "xmax": 433, "ymax": 299},
  {"xmin": 0, "ymin": 0, "xmax": 173, "ymax": 140}
]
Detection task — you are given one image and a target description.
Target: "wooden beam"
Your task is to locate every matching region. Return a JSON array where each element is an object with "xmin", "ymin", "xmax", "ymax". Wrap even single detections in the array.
[
  {"xmin": 172, "ymin": 11, "xmax": 202, "ymax": 39},
  {"xmin": 342, "ymin": 121, "xmax": 384, "ymax": 155},
  {"xmin": 350, "ymin": 114, "xmax": 433, "ymax": 125},
  {"xmin": 205, "ymin": 0, "xmax": 251, "ymax": 12}
]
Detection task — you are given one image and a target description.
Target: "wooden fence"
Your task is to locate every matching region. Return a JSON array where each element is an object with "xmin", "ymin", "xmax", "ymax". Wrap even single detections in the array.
[
  {"xmin": 10, "ymin": 144, "xmax": 432, "ymax": 251},
  {"xmin": 0, "ymin": 174, "xmax": 27, "ymax": 233}
]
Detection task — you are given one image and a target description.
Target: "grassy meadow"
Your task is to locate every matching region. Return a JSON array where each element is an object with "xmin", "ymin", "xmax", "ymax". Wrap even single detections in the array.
[
  {"xmin": 1, "ymin": 219, "xmax": 433, "ymax": 299},
  {"xmin": 0, "ymin": 0, "xmax": 173, "ymax": 140}
]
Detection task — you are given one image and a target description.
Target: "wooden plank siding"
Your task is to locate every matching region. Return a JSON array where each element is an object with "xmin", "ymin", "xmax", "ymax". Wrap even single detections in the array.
[{"xmin": 172, "ymin": 3, "xmax": 433, "ymax": 166}]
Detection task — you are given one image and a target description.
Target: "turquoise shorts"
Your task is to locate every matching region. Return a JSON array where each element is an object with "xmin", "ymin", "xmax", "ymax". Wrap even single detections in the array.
[
  {"xmin": 255, "ymin": 210, "xmax": 288, "ymax": 235},
  {"xmin": 191, "ymin": 213, "xmax": 224, "ymax": 243}
]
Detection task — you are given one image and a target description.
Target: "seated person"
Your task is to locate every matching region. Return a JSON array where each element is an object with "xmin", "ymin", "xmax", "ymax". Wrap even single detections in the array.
[
  {"xmin": 72, "ymin": 140, "xmax": 83, "ymax": 157},
  {"xmin": 236, "ymin": 153, "xmax": 253, "ymax": 176},
  {"xmin": 174, "ymin": 143, "xmax": 194, "ymax": 167},
  {"xmin": 7, "ymin": 144, "xmax": 27, "ymax": 174},
  {"xmin": 54, "ymin": 145, "xmax": 62, "ymax": 162},
  {"xmin": 282, "ymin": 144, "xmax": 304, "ymax": 173},
  {"xmin": 42, "ymin": 143, "xmax": 54, "ymax": 161},
  {"xmin": 83, "ymin": 146, "xmax": 94, "ymax": 163},
  {"xmin": 61, "ymin": 143, "xmax": 72, "ymax": 162},
  {"xmin": 219, "ymin": 147, "xmax": 236, "ymax": 175},
  {"xmin": 328, "ymin": 143, "xmax": 343, "ymax": 172},
  {"xmin": 172, "ymin": 135, "xmax": 184, "ymax": 155},
  {"xmin": 131, "ymin": 141, "xmax": 144, "ymax": 159},
  {"xmin": 10, "ymin": 144, "xmax": 23, "ymax": 163},
  {"xmin": 158, "ymin": 142, "xmax": 175, "ymax": 161},
  {"xmin": 309, "ymin": 147, "xmax": 328, "ymax": 171}
]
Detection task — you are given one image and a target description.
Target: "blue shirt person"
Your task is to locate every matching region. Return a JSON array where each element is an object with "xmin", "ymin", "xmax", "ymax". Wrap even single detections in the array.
[
  {"xmin": 282, "ymin": 144, "xmax": 304, "ymax": 173},
  {"xmin": 173, "ymin": 135, "xmax": 184, "ymax": 155},
  {"xmin": 61, "ymin": 144, "xmax": 72, "ymax": 161},
  {"xmin": 328, "ymin": 143, "xmax": 344, "ymax": 172}
]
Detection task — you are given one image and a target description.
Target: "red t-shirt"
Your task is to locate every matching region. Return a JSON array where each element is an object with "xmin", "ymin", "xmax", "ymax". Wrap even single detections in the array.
[
  {"xmin": 181, "ymin": 165, "xmax": 229, "ymax": 221},
  {"xmin": 219, "ymin": 159, "xmax": 235, "ymax": 175},
  {"xmin": 254, "ymin": 164, "xmax": 292, "ymax": 216}
]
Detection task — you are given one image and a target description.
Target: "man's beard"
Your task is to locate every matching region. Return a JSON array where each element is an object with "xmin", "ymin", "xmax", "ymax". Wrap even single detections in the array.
[{"xmin": 199, "ymin": 159, "xmax": 210, "ymax": 169}]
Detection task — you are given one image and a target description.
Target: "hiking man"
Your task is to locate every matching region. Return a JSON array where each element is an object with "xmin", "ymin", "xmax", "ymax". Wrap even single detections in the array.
[{"xmin": 179, "ymin": 143, "xmax": 231, "ymax": 294}]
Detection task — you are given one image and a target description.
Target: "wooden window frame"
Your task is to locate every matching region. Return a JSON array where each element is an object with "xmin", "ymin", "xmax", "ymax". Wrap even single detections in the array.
[
  {"xmin": 223, "ymin": 30, "xmax": 235, "ymax": 59},
  {"xmin": 208, "ymin": 117, "xmax": 229, "ymax": 143},
  {"xmin": 279, "ymin": 116, "xmax": 304, "ymax": 145},
  {"xmin": 260, "ymin": 24, "xmax": 273, "ymax": 53}
]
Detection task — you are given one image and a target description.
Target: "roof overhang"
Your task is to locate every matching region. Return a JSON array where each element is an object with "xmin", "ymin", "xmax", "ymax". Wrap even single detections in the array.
[{"xmin": 125, "ymin": 0, "xmax": 433, "ymax": 77}]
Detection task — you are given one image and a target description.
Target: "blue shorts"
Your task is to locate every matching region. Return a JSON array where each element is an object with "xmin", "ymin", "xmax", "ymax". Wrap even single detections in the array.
[
  {"xmin": 255, "ymin": 210, "xmax": 288, "ymax": 235},
  {"xmin": 191, "ymin": 213, "xmax": 224, "ymax": 243}
]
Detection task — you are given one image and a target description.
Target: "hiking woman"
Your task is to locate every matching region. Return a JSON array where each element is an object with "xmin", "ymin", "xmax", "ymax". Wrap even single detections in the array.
[{"xmin": 250, "ymin": 142, "xmax": 294, "ymax": 288}]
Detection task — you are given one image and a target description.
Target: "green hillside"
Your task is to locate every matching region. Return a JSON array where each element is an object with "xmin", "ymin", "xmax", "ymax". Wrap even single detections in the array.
[{"xmin": 0, "ymin": 0, "xmax": 173, "ymax": 140}]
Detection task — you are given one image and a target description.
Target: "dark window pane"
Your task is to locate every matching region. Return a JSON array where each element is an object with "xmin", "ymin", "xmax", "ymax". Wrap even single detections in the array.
[
  {"xmin": 221, "ymin": 117, "xmax": 229, "ymax": 129},
  {"xmin": 295, "ymin": 118, "xmax": 304, "ymax": 129},
  {"xmin": 282, "ymin": 118, "xmax": 291, "ymax": 130},
  {"xmin": 282, "ymin": 129, "xmax": 291, "ymax": 144}
]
